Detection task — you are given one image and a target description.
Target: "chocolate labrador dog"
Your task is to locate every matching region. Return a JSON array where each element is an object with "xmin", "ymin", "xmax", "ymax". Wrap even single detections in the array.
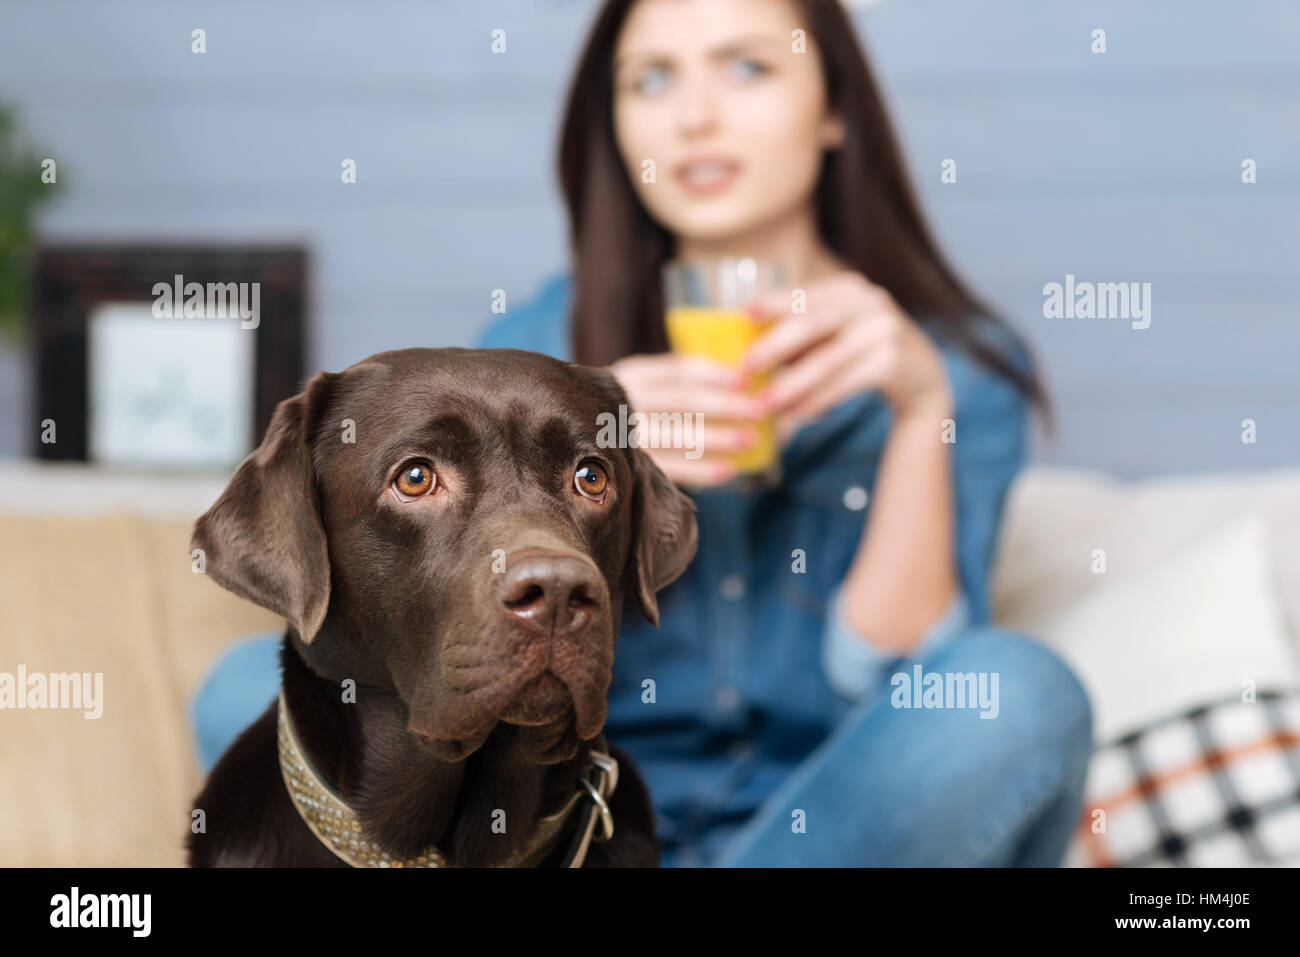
[{"xmin": 186, "ymin": 347, "xmax": 697, "ymax": 867}]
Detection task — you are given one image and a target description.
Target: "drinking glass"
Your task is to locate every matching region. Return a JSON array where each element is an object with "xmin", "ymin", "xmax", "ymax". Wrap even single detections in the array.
[{"xmin": 662, "ymin": 257, "xmax": 786, "ymax": 488}]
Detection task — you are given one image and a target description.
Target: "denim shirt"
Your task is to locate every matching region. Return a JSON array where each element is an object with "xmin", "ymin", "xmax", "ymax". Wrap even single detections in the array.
[{"xmin": 476, "ymin": 272, "xmax": 1029, "ymax": 850}]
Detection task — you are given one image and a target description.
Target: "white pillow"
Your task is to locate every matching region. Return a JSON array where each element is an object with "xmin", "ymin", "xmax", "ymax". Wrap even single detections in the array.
[{"xmin": 1034, "ymin": 513, "xmax": 1298, "ymax": 744}]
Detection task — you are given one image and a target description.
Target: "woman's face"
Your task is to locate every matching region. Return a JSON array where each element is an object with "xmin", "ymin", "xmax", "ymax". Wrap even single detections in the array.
[{"xmin": 612, "ymin": 0, "xmax": 843, "ymax": 244}]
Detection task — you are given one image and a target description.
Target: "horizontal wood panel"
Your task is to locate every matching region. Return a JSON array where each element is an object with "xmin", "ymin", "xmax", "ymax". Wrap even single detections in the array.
[
  {"xmin": 1031, "ymin": 399, "xmax": 1300, "ymax": 478},
  {"xmin": 5, "ymin": 1, "xmax": 1295, "ymax": 83},
  {"xmin": 16, "ymin": 98, "xmax": 1295, "ymax": 191}
]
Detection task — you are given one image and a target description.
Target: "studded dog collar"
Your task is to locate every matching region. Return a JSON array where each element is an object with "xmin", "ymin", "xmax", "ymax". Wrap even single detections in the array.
[{"xmin": 275, "ymin": 690, "xmax": 618, "ymax": 867}]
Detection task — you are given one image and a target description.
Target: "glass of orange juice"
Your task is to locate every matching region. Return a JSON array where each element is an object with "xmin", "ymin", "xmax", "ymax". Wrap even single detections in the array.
[{"xmin": 662, "ymin": 257, "xmax": 786, "ymax": 488}]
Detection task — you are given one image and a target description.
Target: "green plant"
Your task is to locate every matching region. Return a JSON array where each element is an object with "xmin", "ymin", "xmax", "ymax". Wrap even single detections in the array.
[{"xmin": 0, "ymin": 104, "xmax": 61, "ymax": 346}]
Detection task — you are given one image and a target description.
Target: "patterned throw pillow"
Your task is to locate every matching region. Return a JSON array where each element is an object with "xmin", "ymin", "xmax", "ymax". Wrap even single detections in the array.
[{"xmin": 1066, "ymin": 691, "xmax": 1300, "ymax": 867}]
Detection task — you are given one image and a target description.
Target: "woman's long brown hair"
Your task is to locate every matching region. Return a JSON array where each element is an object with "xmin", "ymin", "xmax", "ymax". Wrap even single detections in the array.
[{"xmin": 557, "ymin": 0, "xmax": 1047, "ymax": 410}]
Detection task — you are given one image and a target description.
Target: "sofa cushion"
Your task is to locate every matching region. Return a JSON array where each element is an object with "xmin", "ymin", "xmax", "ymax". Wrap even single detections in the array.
[
  {"xmin": 1028, "ymin": 513, "xmax": 1297, "ymax": 742},
  {"xmin": 992, "ymin": 466, "xmax": 1300, "ymax": 644},
  {"xmin": 0, "ymin": 509, "xmax": 281, "ymax": 866}
]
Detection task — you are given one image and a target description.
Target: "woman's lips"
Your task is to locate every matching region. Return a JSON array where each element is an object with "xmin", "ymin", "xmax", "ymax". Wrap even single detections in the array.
[{"xmin": 674, "ymin": 157, "xmax": 742, "ymax": 195}]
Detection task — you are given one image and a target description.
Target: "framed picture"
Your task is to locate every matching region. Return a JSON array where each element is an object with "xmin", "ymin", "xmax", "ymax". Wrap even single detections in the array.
[
  {"xmin": 87, "ymin": 301, "xmax": 256, "ymax": 467},
  {"xmin": 31, "ymin": 245, "xmax": 306, "ymax": 467}
]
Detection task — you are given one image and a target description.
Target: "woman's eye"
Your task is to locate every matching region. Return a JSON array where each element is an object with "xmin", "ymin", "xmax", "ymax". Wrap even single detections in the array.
[
  {"xmin": 728, "ymin": 57, "xmax": 770, "ymax": 81},
  {"xmin": 394, "ymin": 461, "xmax": 436, "ymax": 497},
  {"xmin": 632, "ymin": 64, "xmax": 671, "ymax": 95},
  {"xmin": 574, "ymin": 463, "xmax": 610, "ymax": 499}
]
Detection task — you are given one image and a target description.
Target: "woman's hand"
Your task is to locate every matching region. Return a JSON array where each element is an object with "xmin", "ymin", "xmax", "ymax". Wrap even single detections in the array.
[
  {"xmin": 607, "ymin": 353, "xmax": 766, "ymax": 489},
  {"xmin": 742, "ymin": 272, "xmax": 955, "ymax": 442},
  {"xmin": 742, "ymin": 271, "xmax": 961, "ymax": 651}
]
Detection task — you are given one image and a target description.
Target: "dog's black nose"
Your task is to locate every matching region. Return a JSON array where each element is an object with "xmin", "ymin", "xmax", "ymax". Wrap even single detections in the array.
[{"xmin": 500, "ymin": 553, "xmax": 603, "ymax": 636}]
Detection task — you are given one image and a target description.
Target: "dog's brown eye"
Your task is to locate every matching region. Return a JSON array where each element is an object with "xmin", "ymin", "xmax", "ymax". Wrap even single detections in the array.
[
  {"xmin": 395, "ymin": 461, "xmax": 436, "ymax": 497},
  {"xmin": 574, "ymin": 463, "xmax": 609, "ymax": 498}
]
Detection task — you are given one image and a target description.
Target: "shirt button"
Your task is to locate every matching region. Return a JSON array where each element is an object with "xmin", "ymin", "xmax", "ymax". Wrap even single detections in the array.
[
  {"xmin": 715, "ymin": 686, "xmax": 740, "ymax": 711},
  {"xmin": 718, "ymin": 574, "xmax": 746, "ymax": 601},
  {"xmin": 843, "ymin": 485, "xmax": 869, "ymax": 511}
]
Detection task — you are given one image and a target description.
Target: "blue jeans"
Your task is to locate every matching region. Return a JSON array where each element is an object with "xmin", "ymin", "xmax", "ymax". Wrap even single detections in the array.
[{"xmin": 191, "ymin": 627, "xmax": 1092, "ymax": 867}]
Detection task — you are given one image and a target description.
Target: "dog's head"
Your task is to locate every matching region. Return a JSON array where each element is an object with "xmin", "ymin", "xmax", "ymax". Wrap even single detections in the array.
[{"xmin": 193, "ymin": 347, "xmax": 697, "ymax": 765}]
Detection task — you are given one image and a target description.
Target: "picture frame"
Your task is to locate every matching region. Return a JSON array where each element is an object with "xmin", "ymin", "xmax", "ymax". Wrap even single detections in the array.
[{"xmin": 30, "ymin": 245, "xmax": 307, "ymax": 467}]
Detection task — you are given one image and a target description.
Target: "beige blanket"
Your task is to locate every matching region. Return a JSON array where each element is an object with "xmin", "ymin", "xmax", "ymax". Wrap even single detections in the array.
[{"xmin": 0, "ymin": 512, "xmax": 280, "ymax": 866}]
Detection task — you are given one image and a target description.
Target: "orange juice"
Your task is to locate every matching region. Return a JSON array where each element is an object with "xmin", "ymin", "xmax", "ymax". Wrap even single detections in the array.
[{"xmin": 665, "ymin": 306, "xmax": 777, "ymax": 475}]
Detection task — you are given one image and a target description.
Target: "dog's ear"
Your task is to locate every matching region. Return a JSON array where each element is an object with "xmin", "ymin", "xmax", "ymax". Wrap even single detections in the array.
[
  {"xmin": 191, "ymin": 371, "xmax": 337, "ymax": 643},
  {"xmin": 627, "ymin": 447, "xmax": 699, "ymax": 626}
]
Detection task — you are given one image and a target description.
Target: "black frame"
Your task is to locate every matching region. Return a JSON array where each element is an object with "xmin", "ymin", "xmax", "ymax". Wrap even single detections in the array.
[{"xmin": 30, "ymin": 244, "xmax": 307, "ymax": 462}]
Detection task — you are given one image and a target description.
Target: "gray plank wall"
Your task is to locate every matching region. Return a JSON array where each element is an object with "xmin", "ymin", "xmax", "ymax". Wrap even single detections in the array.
[{"xmin": 0, "ymin": 0, "xmax": 1296, "ymax": 475}]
